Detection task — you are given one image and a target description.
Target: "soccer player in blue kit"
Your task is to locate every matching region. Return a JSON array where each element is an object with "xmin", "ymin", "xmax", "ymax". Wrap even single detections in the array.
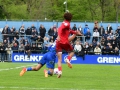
[
  {"xmin": 20, "ymin": 43, "xmax": 56, "ymax": 77},
  {"xmin": 20, "ymin": 32, "xmax": 79, "ymax": 77}
]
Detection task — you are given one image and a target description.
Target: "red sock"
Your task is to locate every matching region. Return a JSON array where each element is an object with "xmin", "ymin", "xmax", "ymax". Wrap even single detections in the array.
[
  {"xmin": 67, "ymin": 56, "xmax": 71, "ymax": 61},
  {"xmin": 58, "ymin": 66, "xmax": 62, "ymax": 71}
]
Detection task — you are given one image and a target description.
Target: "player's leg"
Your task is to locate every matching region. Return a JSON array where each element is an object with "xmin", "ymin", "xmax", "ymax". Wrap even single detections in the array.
[
  {"xmin": 20, "ymin": 64, "xmax": 43, "ymax": 76},
  {"xmin": 56, "ymin": 41, "xmax": 63, "ymax": 78},
  {"xmin": 63, "ymin": 43, "xmax": 74, "ymax": 68},
  {"xmin": 47, "ymin": 68, "xmax": 54, "ymax": 76},
  {"xmin": 44, "ymin": 57, "xmax": 56, "ymax": 77},
  {"xmin": 65, "ymin": 34, "xmax": 80, "ymax": 68},
  {"xmin": 20, "ymin": 57, "xmax": 46, "ymax": 76},
  {"xmin": 56, "ymin": 34, "xmax": 77, "ymax": 78},
  {"xmin": 65, "ymin": 51, "xmax": 74, "ymax": 68}
]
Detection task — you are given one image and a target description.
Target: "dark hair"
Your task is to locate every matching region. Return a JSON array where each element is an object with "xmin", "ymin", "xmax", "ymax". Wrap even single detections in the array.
[{"xmin": 64, "ymin": 12, "xmax": 72, "ymax": 21}]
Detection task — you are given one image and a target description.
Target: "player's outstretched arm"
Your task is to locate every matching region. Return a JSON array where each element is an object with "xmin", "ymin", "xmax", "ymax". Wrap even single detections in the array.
[
  {"xmin": 68, "ymin": 30, "xmax": 83, "ymax": 42},
  {"xmin": 68, "ymin": 34, "xmax": 76, "ymax": 42}
]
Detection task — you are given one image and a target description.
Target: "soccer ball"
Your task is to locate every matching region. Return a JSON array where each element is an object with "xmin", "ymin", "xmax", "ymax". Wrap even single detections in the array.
[{"xmin": 54, "ymin": 68, "xmax": 59, "ymax": 75}]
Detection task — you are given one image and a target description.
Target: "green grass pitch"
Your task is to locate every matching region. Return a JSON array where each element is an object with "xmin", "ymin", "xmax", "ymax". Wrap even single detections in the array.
[{"xmin": 0, "ymin": 62, "xmax": 120, "ymax": 90}]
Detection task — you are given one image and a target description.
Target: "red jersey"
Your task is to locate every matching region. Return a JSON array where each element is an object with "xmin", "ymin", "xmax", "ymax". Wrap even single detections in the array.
[{"xmin": 58, "ymin": 20, "xmax": 76, "ymax": 44}]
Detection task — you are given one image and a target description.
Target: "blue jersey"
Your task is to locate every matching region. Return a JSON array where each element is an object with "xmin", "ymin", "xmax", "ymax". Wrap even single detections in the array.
[
  {"xmin": 48, "ymin": 43, "xmax": 56, "ymax": 55},
  {"xmin": 38, "ymin": 44, "xmax": 56, "ymax": 69}
]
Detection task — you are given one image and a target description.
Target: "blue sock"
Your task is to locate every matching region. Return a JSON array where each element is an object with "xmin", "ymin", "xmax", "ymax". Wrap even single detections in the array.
[
  {"xmin": 48, "ymin": 70, "xmax": 52, "ymax": 76},
  {"xmin": 27, "ymin": 67, "xmax": 32, "ymax": 71}
]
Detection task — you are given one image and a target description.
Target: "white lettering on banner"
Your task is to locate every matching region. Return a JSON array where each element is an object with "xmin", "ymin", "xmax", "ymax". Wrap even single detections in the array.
[
  {"xmin": 14, "ymin": 55, "xmax": 43, "ymax": 62},
  {"xmin": 97, "ymin": 57, "xmax": 120, "ymax": 63},
  {"xmin": 64, "ymin": 55, "xmax": 77, "ymax": 62}
]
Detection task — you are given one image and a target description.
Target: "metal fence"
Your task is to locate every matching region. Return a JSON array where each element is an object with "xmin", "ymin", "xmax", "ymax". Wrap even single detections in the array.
[{"xmin": 0, "ymin": 33, "xmax": 119, "ymax": 62}]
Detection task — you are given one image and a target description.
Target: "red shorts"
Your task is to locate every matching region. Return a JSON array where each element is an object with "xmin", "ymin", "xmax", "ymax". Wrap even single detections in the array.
[{"xmin": 56, "ymin": 41, "xmax": 73, "ymax": 52}]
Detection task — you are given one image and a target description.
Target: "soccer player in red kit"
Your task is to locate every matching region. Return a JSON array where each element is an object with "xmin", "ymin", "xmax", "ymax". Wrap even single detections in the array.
[{"xmin": 56, "ymin": 12, "xmax": 82, "ymax": 78}]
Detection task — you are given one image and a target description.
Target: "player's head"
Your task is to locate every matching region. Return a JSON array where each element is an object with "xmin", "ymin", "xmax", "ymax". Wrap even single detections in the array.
[{"xmin": 64, "ymin": 12, "xmax": 72, "ymax": 21}]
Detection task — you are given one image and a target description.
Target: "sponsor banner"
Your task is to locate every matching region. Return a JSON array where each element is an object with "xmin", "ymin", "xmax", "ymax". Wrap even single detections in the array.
[
  {"xmin": 12, "ymin": 53, "xmax": 120, "ymax": 65},
  {"xmin": 12, "ymin": 53, "xmax": 43, "ymax": 62}
]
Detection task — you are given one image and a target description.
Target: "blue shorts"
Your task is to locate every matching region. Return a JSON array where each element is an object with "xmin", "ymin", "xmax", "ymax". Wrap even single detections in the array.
[{"xmin": 38, "ymin": 52, "xmax": 56, "ymax": 69}]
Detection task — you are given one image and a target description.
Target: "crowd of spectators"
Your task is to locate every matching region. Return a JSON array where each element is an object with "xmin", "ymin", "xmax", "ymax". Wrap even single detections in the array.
[{"xmin": 0, "ymin": 21, "xmax": 120, "ymax": 62}]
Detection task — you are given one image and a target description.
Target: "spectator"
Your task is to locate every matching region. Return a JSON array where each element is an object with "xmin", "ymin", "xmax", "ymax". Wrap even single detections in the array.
[
  {"xmin": 12, "ymin": 37, "xmax": 19, "ymax": 46},
  {"xmin": 88, "ymin": 44, "xmax": 94, "ymax": 55},
  {"xmin": 84, "ymin": 42, "xmax": 89, "ymax": 49},
  {"xmin": 92, "ymin": 40, "xmax": 97, "ymax": 49},
  {"xmin": 3, "ymin": 39, "xmax": 8, "ymax": 48},
  {"xmin": 31, "ymin": 44, "xmax": 38, "ymax": 54},
  {"xmin": 85, "ymin": 29, "xmax": 91, "ymax": 42},
  {"xmin": 36, "ymin": 36, "xmax": 44, "ymax": 43},
  {"xmin": 78, "ymin": 25, "xmax": 83, "ymax": 33},
  {"xmin": 116, "ymin": 26, "xmax": 120, "ymax": 33},
  {"xmin": 106, "ymin": 24, "xmax": 113, "ymax": 34},
  {"xmin": 97, "ymin": 42, "xmax": 101, "ymax": 49},
  {"xmin": 74, "ymin": 41, "xmax": 82, "ymax": 56},
  {"xmin": 77, "ymin": 25, "xmax": 83, "ymax": 41},
  {"xmin": 108, "ymin": 45, "xmax": 114, "ymax": 55},
  {"xmin": 92, "ymin": 29, "xmax": 100, "ymax": 42},
  {"xmin": 14, "ymin": 30, "xmax": 19, "ymax": 39},
  {"xmin": 25, "ymin": 27, "xmax": 32, "ymax": 43},
  {"xmin": 19, "ymin": 43, "xmax": 25, "ymax": 54},
  {"xmin": 102, "ymin": 31, "xmax": 109, "ymax": 40},
  {"xmin": 106, "ymin": 43, "xmax": 111, "ymax": 54},
  {"xmin": 25, "ymin": 39, "xmax": 29, "ymax": 46},
  {"xmin": 114, "ymin": 47, "xmax": 119, "ymax": 56},
  {"xmin": 37, "ymin": 43, "xmax": 43, "ymax": 53},
  {"xmin": 30, "ymin": 24, "xmax": 37, "ymax": 31},
  {"xmin": 104, "ymin": 37, "xmax": 112, "ymax": 46},
  {"xmin": 118, "ymin": 39, "xmax": 120, "ymax": 50},
  {"xmin": 114, "ymin": 30, "xmax": 119, "ymax": 39},
  {"xmin": 72, "ymin": 24, "xmax": 77, "ymax": 31},
  {"xmin": 93, "ymin": 21, "xmax": 99, "ymax": 32},
  {"xmin": 0, "ymin": 43, "xmax": 6, "ymax": 62},
  {"xmin": 25, "ymin": 43, "xmax": 31, "ymax": 58},
  {"xmin": 7, "ymin": 37, "xmax": 10, "ymax": 44},
  {"xmin": 111, "ymin": 36, "xmax": 118, "ymax": 49},
  {"xmin": 49, "ymin": 36, "xmax": 54, "ymax": 42},
  {"xmin": 101, "ymin": 37, "xmax": 106, "ymax": 47},
  {"xmin": 48, "ymin": 26, "xmax": 54, "ymax": 36},
  {"xmin": 53, "ymin": 28, "xmax": 58, "ymax": 41},
  {"xmin": 20, "ymin": 37, "xmax": 25, "ymax": 45},
  {"xmin": 98, "ymin": 25, "xmax": 105, "ymax": 36},
  {"xmin": 108, "ymin": 33, "xmax": 114, "ymax": 40},
  {"xmin": 94, "ymin": 45, "xmax": 101, "ymax": 55},
  {"xmin": 9, "ymin": 28, "xmax": 15, "ymax": 44},
  {"xmin": 5, "ymin": 44, "xmax": 11, "ymax": 61},
  {"xmin": 101, "ymin": 46, "xmax": 107, "ymax": 55},
  {"xmin": 83, "ymin": 24, "xmax": 89, "ymax": 35},
  {"xmin": 12, "ymin": 43, "xmax": 19, "ymax": 53},
  {"xmin": 31, "ymin": 29, "xmax": 38, "ymax": 42},
  {"xmin": 53, "ymin": 24, "xmax": 57, "ymax": 30},
  {"xmin": 2, "ymin": 26, "xmax": 9, "ymax": 40},
  {"xmin": 39, "ymin": 24, "xmax": 46, "ymax": 38},
  {"xmin": 11, "ymin": 26, "xmax": 16, "ymax": 31},
  {"xmin": 116, "ymin": 26, "xmax": 120, "ymax": 39},
  {"xmin": 43, "ymin": 37, "xmax": 49, "ymax": 53},
  {"xmin": 83, "ymin": 45, "xmax": 88, "ymax": 55},
  {"xmin": 83, "ymin": 42, "xmax": 89, "ymax": 55},
  {"xmin": 72, "ymin": 24, "xmax": 78, "ymax": 42},
  {"xmin": 19, "ymin": 24, "xmax": 25, "ymax": 37}
]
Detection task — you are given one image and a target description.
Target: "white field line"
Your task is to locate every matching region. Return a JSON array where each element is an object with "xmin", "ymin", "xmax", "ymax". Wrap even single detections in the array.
[
  {"xmin": 0, "ymin": 64, "xmax": 37, "ymax": 72},
  {"xmin": 0, "ymin": 86, "xmax": 79, "ymax": 90}
]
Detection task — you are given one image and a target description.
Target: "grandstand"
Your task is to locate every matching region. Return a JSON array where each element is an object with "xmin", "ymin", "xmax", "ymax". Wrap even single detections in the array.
[{"xmin": 0, "ymin": 20, "xmax": 120, "ymax": 62}]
